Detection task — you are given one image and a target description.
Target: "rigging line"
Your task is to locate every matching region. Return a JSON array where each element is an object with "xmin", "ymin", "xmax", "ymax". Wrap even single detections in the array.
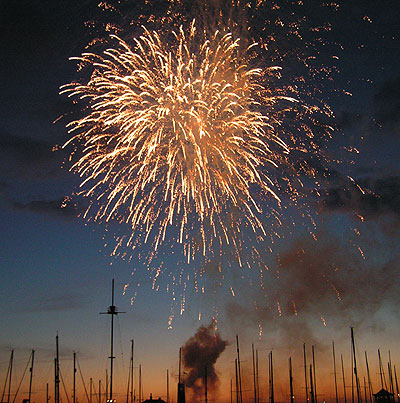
[
  {"xmin": 99, "ymin": 316, "xmax": 109, "ymax": 378},
  {"xmin": 59, "ymin": 367, "xmax": 71, "ymax": 403},
  {"xmin": 1, "ymin": 352, "xmax": 12, "ymax": 402},
  {"xmin": 126, "ymin": 366, "xmax": 130, "ymax": 403},
  {"xmin": 12, "ymin": 351, "xmax": 32, "ymax": 403},
  {"xmin": 116, "ymin": 315, "xmax": 127, "ymax": 375},
  {"xmin": 91, "ymin": 380, "xmax": 99, "ymax": 403},
  {"xmin": 117, "ymin": 315, "xmax": 125, "ymax": 360},
  {"xmin": 77, "ymin": 356, "xmax": 90, "ymax": 403}
]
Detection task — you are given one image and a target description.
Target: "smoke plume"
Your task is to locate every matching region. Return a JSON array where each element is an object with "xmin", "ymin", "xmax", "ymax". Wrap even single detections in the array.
[
  {"xmin": 225, "ymin": 227, "xmax": 400, "ymax": 348},
  {"xmin": 182, "ymin": 321, "xmax": 228, "ymax": 400}
]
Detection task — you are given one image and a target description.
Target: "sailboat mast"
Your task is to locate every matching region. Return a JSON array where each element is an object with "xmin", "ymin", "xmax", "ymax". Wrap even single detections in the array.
[
  {"xmin": 341, "ymin": 354, "xmax": 347, "ymax": 403},
  {"xmin": 333, "ymin": 342, "xmax": 339, "ymax": 403},
  {"xmin": 166, "ymin": 369, "xmax": 169, "ymax": 403},
  {"xmin": 55, "ymin": 335, "xmax": 60, "ymax": 403},
  {"xmin": 389, "ymin": 352, "xmax": 394, "ymax": 395},
  {"xmin": 100, "ymin": 279, "xmax": 125, "ymax": 402},
  {"xmin": 269, "ymin": 351, "xmax": 274, "ymax": 403},
  {"xmin": 351, "ymin": 347, "xmax": 354, "ymax": 403},
  {"xmin": 130, "ymin": 340, "xmax": 134, "ymax": 403},
  {"xmin": 252, "ymin": 344, "xmax": 257, "ymax": 403},
  {"xmin": 289, "ymin": 357, "xmax": 294, "ymax": 403},
  {"xmin": 90, "ymin": 378, "xmax": 93, "ymax": 403},
  {"xmin": 139, "ymin": 364, "xmax": 142, "ymax": 403},
  {"xmin": 378, "ymin": 349, "xmax": 386, "ymax": 390},
  {"xmin": 235, "ymin": 359, "xmax": 239, "ymax": 403},
  {"xmin": 350, "ymin": 327, "xmax": 361, "ymax": 403},
  {"xmin": 106, "ymin": 369, "xmax": 108, "ymax": 401},
  {"xmin": 8, "ymin": 350, "xmax": 14, "ymax": 403},
  {"xmin": 364, "ymin": 377, "xmax": 368, "ymax": 403},
  {"xmin": 28, "ymin": 350, "xmax": 35, "ymax": 403},
  {"xmin": 309, "ymin": 365, "xmax": 314, "ymax": 403},
  {"xmin": 73, "ymin": 352, "xmax": 76, "ymax": 403},
  {"xmin": 304, "ymin": 343, "xmax": 308, "ymax": 403},
  {"xmin": 236, "ymin": 335, "xmax": 243, "ymax": 403},
  {"xmin": 256, "ymin": 350, "xmax": 260, "ymax": 403},
  {"xmin": 1, "ymin": 350, "xmax": 13, "ymax": 403},
  {"xmin": 177, "ymin": 348, "xmax": 185, "ymax": 403},
  {"xmin": 394, "ymin": 366, "xmax": 399, "ymax": 403},
  {"xmin": 179, "ymin": 348, "xmax": 181, "ymax": 384},
  {"xmin": 312, "ymin": 346, "xmax": 317, "ymax": 403},
  {"xmin": 365, "ymin": 352, "xmax": 373, "ymax": 403},
  {"xmin": 110, "ymin": 281, "xmax": 115, "ymax": 401},
  {"xmin": 54, "ymin": 359, "xmax": 57, "ymax": 403},
  {"xmin": 205, "ymin": 366, "xmax": 208, "ymax": 403}
]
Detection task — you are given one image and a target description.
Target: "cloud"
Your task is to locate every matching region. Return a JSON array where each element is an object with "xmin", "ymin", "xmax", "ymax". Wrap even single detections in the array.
[
  {"xmin": 0, "ymin": 133, "xmax": 53, "ymax": 164},
  {"xmin": 336, "ymin": 111, "xmax": 367, "ymax": 130},
  {"xmin": 334, "ymin": 75, "xmax": 400, "ymax": 134},
  {"xmin": 25, "ymin": 292, "xmax": 89, "ymax": 313},
  {"xmin": 373, "ymin": 75, "xmax": 400, "ymax": 129},
  {"xmin": 320, "ymin": 175, "xmax": 400, "ymax": 221},
  {"xmin": 0, "ymin": 182, "xmax": 9, "ymax": 194},
  {"xmin": 0, "ymin": 132, "xmax": 68, "ymax": 182},
  {"xmin": 0, "ymin": 343, "xmax": 92, "ymax": 362},
  {"xmin": 12, "ymin": 197, "xmax": 82, "ymax": 219}
]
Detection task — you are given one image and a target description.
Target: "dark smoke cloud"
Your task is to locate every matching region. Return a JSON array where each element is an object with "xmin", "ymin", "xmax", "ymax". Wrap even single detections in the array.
[
  {"xmin": 276, "ymin": 235, "xmax": 400, "ymax": 317},
  {"xmin": 182, "ymin": 322, "xmax": 228, "ymax": 400},
  {"xmin": 225, "ymin": 229, "xmax": 400, "ymax": 348}
]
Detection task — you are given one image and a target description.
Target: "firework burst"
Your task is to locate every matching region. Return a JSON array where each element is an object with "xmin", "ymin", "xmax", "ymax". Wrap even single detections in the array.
[
  {"xmin": 61, "ymin": 20, "xmax": 306, "ymax": 259},
  {"xmin": 59, "ymin": 1, "xmax": 370, "ymax": 327}
]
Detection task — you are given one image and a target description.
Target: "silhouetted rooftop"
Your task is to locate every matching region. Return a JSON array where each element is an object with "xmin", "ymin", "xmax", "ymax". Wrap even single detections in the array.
[{"xmin": 141, "ymin": 393, "xmax": 167, "ymax": 403}]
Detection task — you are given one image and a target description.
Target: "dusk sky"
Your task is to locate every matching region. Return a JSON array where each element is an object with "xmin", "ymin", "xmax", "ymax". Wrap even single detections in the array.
[{"xmin": 1, "ymin": 1, "xmax": 400, "ymax": 403}]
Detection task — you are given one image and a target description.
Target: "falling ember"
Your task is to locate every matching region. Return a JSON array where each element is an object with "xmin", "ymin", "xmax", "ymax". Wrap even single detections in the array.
[
  {"xmin": 292, "ymin": 300, "xmax": 298, "ymax": 316},
  {"xmin": 130, "ymin": 291, "xmax": 137, "ymax": 305},
  {"xmin": 168, "ymin": 311, "xmax": 174, "ymax": 330},
  {"xmin": 329, "ymin": 281, "xmax": 342, "ymax": 301},
  {"xmin": 277, "ymin": 300, "xmax": 282, "ymax": 316},
  {"xmin": 357, "ymin": 246, "xmax": 366, "ymax": 260}
]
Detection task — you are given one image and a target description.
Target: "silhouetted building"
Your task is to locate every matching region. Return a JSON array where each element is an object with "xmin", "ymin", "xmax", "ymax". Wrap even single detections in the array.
[
  {"xmin": 374, "ymin": 389, "xmax": 395, "ymax": 403},
  {"xmin": 141, "ymin": 393, "xmax": 167, "ymax": 403}
]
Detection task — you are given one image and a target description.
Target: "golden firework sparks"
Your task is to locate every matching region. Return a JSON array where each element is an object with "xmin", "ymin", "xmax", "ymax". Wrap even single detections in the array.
[{"xmin": 61, "ymin": 20, "xmax": 300, "ymax": 259}]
